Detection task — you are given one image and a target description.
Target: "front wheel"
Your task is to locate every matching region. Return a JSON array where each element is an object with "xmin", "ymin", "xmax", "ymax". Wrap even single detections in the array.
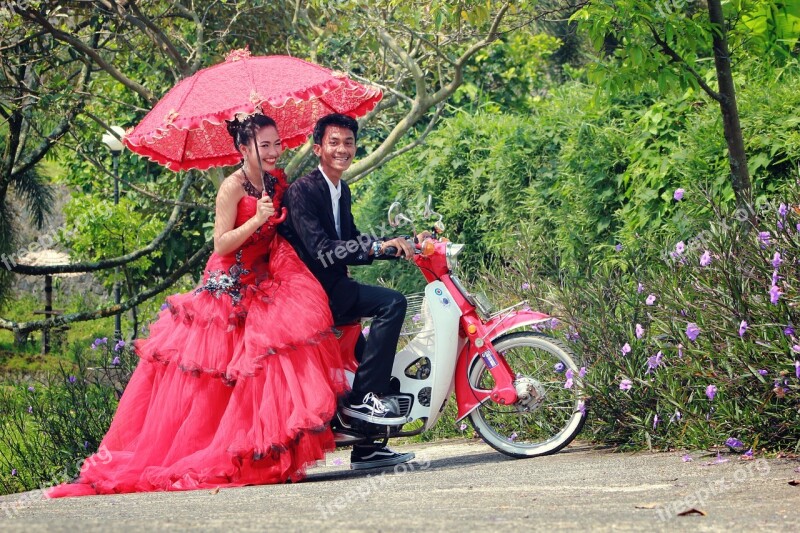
[{"xmin": 468, "ymin": 331, "xmax": 586, "ymax": 458}]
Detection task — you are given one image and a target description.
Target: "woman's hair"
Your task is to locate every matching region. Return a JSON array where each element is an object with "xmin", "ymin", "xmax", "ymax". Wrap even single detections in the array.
[{"xmin": 226, "ymin": 113, "xmax": 278, "ymax": 151}]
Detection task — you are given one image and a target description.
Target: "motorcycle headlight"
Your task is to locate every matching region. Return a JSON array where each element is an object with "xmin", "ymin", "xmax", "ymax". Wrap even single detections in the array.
[{"xmin": 446, "ymin": 243, "xmax": 464, "ymax": 271}]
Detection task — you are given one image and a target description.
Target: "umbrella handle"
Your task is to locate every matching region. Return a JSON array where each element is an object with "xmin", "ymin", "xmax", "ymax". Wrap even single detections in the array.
[{"xmin": 271, "ymin": 207, "xmax": 288, "ymax": 224}]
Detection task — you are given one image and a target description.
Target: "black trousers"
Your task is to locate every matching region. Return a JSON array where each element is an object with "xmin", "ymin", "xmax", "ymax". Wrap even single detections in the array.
[{"xmin": 334, "ymin": 283, "xmax": 407, "ymax": 400}]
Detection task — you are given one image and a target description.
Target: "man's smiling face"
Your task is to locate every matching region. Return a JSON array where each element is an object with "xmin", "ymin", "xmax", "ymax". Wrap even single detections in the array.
[{"xmin": 313, "ymin": 125, "xmax": 356, "ymax": 182}]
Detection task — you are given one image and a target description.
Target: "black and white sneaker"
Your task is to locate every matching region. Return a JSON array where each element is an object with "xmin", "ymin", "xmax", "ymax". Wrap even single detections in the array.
[
  {"xmin": 341, "ymin": 392, "xmax": 407, "ymax": 425},
  {"xmin": 350, "ymin": 445, "xmax": 415, "ymax": 470}
]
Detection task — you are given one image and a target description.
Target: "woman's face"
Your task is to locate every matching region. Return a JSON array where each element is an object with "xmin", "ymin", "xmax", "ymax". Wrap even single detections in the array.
[{"xmin": 242, "ymin": 125, "xmax": 282, "ymax": 170}]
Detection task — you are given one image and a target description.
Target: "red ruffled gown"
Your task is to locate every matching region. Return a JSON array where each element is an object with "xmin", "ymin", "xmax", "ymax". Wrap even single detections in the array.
[{"xmin": 47, "ymin": 169, "xmax": 348, "ymax": 497}]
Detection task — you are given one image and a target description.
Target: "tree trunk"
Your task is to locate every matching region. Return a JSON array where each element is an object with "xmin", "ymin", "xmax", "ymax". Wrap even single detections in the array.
[{"xmin": 707, "ymin": 0, "xmax": 751, "ymax": 208}]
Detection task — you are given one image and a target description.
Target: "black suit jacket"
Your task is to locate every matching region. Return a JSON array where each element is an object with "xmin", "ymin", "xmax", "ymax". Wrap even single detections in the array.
[{"xmin": 280, "ymin": 169, "xmax": 379, "ymax": 317}]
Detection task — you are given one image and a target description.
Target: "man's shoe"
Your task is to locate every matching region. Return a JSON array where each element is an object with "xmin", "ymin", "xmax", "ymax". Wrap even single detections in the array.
[
  {"xmin": 350, "ymin": 445, "xmax": 415, "ymax": 470},
  {"xmin": 341, "ymin": 392, "xmax": 407, "ymax": 425}
]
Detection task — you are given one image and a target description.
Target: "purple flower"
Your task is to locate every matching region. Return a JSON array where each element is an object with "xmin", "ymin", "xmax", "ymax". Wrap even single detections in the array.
[
  {"xmin": 743, "ymin": 449, "xmax": 754, "ymax": 458},
  {"xmin": 615, "ymin": 244, "xmax": 623, "ymax": 252},
  {"xmin": 674, "ymin": 188, "xmax": 684, "ymax": 201},
  {"xmin": 27, "ymin": 386, "xmax": 34, "ymax": 392},
  {"xmin": 549, "ymin": 318, "xmax": 560, "ymax": 329},
  {"xmin": 90, "ymin": 343, "xmax": 97, "ymax": 350},
  {"xmin": 784, "ymin": 326, "xmax": 795, "ymax": 336},
  {"xmin": 712, "ymin": 452, "xmax": 729, "ymax": 465},
  {"xmin": 412, "ymin": 313, "xmax": 421, "ymax": 323},
  {"xmin": 362, "ymin": 326, "xmax": 370, "ymax": 337},
  {"xmin": 645, "ymin": 294, "xmax": 656, "ymax": 306},
  {"xmin": 653, "ymin": 414, "xmax": 659, "ymax": 429},
  {"xmin": 795, "ymin": 360, "xmax": 800, "ymax": 379},
  {"xmin": 738, "ymin": 320, "xmax": 748, "ymax": 337},
  {"xmin": 68, "ymin": 376, "xmax": 76, "ymax": 384},
  {"xmin": 759, "ymin": 231, "xmax": 771, "ymax": 247},
  {"xmin": 675, "ymin": 241, "xmax": 685, "ymax": 255},
  {"xmin": 459, "ymin": 423, "xmax": 467, "ymax": 432},
  {"xmin": 699, "ymin": 250, "xmax": 712, "ymax": 267},
  {"xmin": 160, "ymin": 302, "xmax": 168, "ymax": 311},
  {"xmin": 725, "ymin": 437, "xmax": 744, "ymax": 449},
  {"xmin": 95, "ymin": 337, "xmax": 108, "ymax": 346},
  {"xmin": 670, "ymin": 410, "xmax": 682, "ymax": 423},
  {"xmin": 554, "ymin": 362, "xmax": 565, "ymax": 373},
  {"xmin": 577, "ymin": 401, "xmax": 586, "ymax": 416},
  {"xmin": 83, "ymin": 441, "xmax": 89, "ymax": 449},
  {"xmin": 564, "ymin": 377, "xmax": 574, "ymax": 389},
  {"xmin": 620, "ymin": 379, "xmax": 633, "ymax": 391},
  {"xmin": 772, "ymin": 269, "xmax": 780, "ymax": 286},
  {"xmin": 637, "ymin": 282, "xmax": 644, "ymax": 293},
  {"xmin": 112, "ymin": 356, "xmax": 121, "ymax": 366},
  {"xmin": 769, "ymin": 285, "xmax": 781, "ymax": 305},
  {"xmin": 779, "ymin": 203, "xmax": 788, "ymax": 218},
  {"xmin": 27, "ymin": 405, "xmax": 32, "ymax": 414},
  {"xmin": 578, "ymin": 367, "xmax": 587, "ymax": 378},
  {"xmin": 797, "ymin": 223, "xmax": 800, "ymax": 233},
  {"xmin": 686, "ymin": 322, "xmax": 700, "ymax": 342},
  {"xmin": 564, "ymin": 369, "xmax": 574, "ymax": 389},
  {"xmin": 793, "ymin": 345, "xmax": 800, "ymax": 353},
  {"xmin": 758, "ymin": 369, "xmax": 768, "ymax": 376},
  {"xmin": 11, "ymin": 468, "xmax": 17, "ymax": 476},
  {"xmin": 705, "ymin": 384, "xmax": 717, "ymax": 400},
  {"xmin": 621, "ymin": 343, "xmax": 631, "ymax": 355},
  {"xmin": 772, "ymin": 252, "xmax": 782, "ymax": 268},
  {"xmin": 646, "ymin": 351, "xmax": 663, "ymax": 374},
  {"xmin": 635, "ymin": 323, "xmax": 644, "ymax": 339},
  {"xmin": 681, "ymin": 454, "xmax": 692, "ymax": 462},
  {"xmin": 114, "ymin": 340, "xmax": 125, "ymax": 352},
  {"xmin": 508, "ymin": 431, "xmax": 518, "ymax": 442},
  {"xmin": 521, "ymin": 282, "xmax": 531, "ymax": 291}
]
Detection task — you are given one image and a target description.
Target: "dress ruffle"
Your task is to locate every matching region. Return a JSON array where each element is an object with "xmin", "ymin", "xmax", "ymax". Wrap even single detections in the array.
[{"xmin": 47, "ymin": 230, "xmax": 348, "ymax": 497}]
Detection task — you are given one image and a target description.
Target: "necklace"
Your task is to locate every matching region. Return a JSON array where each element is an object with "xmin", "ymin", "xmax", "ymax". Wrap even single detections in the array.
[{"xmin": 240, "ymin": 166, "xmax": 262, "ymax": 198}]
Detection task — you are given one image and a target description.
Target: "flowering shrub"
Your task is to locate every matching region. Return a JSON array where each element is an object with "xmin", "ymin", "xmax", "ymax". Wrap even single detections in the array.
[
  {"xmin": 0, "ymin": 340, "xmax": 136, "ymax": 495},
  {"xmin": 557, "ymin": 189, "xmax": 800, "ymax": 451}
]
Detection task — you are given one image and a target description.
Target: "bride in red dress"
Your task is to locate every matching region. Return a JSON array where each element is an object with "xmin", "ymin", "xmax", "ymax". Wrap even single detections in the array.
[{"xmin": 47, "ymin": 114, "xmax": 348, "ymax": 497}]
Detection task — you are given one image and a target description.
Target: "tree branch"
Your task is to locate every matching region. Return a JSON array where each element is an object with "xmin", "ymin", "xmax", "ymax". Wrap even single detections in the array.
[
  {"xmin": 646, "ymin": 22, "xmax": 722, "ymax": 103},
  {"xmin": 347, "ymin": 102, "xmax": 444, "ymax": 184},
  {"xmin": 10, "ymin": 64, "xmax": 91, "ymax": 179},
  {"xmin": 8, "ymin": 173, "xmax": 194, "ymax": 275},
  {"xmin": 1, "ymin": 240, "xmax": 213, "ymax": 334},
  {"xmin": 15, "ymin": 6, "xmax": 155, "ymax": 104}
]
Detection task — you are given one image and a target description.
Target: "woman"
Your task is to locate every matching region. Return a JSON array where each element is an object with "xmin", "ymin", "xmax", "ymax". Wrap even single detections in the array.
[{"xmin": 47, "ymin": 114, "xmax": 348, "ymax": 497}]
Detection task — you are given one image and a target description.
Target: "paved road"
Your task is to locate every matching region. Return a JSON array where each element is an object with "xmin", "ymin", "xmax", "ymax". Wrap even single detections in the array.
[{"xmin": 2, "ymin": 439, "xmax": 798, "ymax": 532}]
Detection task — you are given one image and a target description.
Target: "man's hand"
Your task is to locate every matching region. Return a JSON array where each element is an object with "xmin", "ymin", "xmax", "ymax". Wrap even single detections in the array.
[
  {"xmin": 381, "ymin": 236, "xmax": 414, "ymax": 260},
  {"xmin": 416, "ymin": 230, "xmax": 433, "ymax": 242}
]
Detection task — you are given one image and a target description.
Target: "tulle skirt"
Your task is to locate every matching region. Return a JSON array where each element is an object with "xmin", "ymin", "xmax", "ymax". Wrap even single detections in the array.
[{"xmin": 47, "ymin": 237, "xmax": 348, "ymax": 497}]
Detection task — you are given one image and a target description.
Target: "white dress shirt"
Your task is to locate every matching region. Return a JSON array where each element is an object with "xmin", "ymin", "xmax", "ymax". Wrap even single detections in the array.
[{"xmin": 319, "ymin": 166, "xmax": 342, "ymax": 238}]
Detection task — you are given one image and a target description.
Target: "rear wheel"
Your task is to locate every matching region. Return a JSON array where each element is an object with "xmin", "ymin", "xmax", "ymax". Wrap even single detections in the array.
[{"xmin": 468, "ymin": 331, "xmax": 586, "ymax": 458}]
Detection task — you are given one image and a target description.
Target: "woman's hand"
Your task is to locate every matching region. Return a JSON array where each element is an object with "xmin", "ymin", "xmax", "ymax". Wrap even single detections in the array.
[{"xmin": 253, "ymin": 194, "xmax": 275, "ymax": 225}]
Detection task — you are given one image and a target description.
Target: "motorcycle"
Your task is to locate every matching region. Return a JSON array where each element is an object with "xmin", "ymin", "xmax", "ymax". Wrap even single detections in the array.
[{"xmin": 331, "ymin": 201, "xmax": 586, "ymax": 458}]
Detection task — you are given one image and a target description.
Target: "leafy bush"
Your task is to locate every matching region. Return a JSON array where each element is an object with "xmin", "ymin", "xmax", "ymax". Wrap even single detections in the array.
[
  {"xmin": 475, "ymin": 187, "xmax": 800, "ymax": 452},
  {"xmin": 0, "ymin": 340, "xmax": 136, "ymax": 495}
]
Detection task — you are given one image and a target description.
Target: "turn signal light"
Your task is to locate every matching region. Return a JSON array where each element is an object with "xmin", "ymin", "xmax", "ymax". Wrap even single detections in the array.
[
  {"xmin": 467, "ymin": 324, "xmax": 477, "ymax": 335},
  {"xmin": 421, "ymin": 239, "xmax": 436, "ymax": 256}
]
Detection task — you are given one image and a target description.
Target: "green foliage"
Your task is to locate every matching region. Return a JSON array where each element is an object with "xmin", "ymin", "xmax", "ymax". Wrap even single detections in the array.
[
  {"xmin": 0, "ymin": 341, "xmax": 136, "ymax": 495},
  {"xmin": 557, "ymin": 188, "xmax": 800, "ymax": 451}
]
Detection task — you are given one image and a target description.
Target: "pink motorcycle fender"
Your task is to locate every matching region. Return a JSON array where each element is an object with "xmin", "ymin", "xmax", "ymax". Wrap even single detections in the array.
[{"xmin": 454, "ymin": 309, "xmax": 551, "ymax": 421}]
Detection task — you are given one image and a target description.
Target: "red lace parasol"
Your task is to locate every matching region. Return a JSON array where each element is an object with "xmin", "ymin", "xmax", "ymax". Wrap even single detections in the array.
[{"xmin": 124, "ymin": 49, "xmax": 382, "ymax": 171}]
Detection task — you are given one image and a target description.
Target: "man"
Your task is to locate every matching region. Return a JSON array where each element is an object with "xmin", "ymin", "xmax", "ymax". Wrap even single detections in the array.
[{"xmin": 281, "ymin": 113, "xmax": 415, "ymax": 470}]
